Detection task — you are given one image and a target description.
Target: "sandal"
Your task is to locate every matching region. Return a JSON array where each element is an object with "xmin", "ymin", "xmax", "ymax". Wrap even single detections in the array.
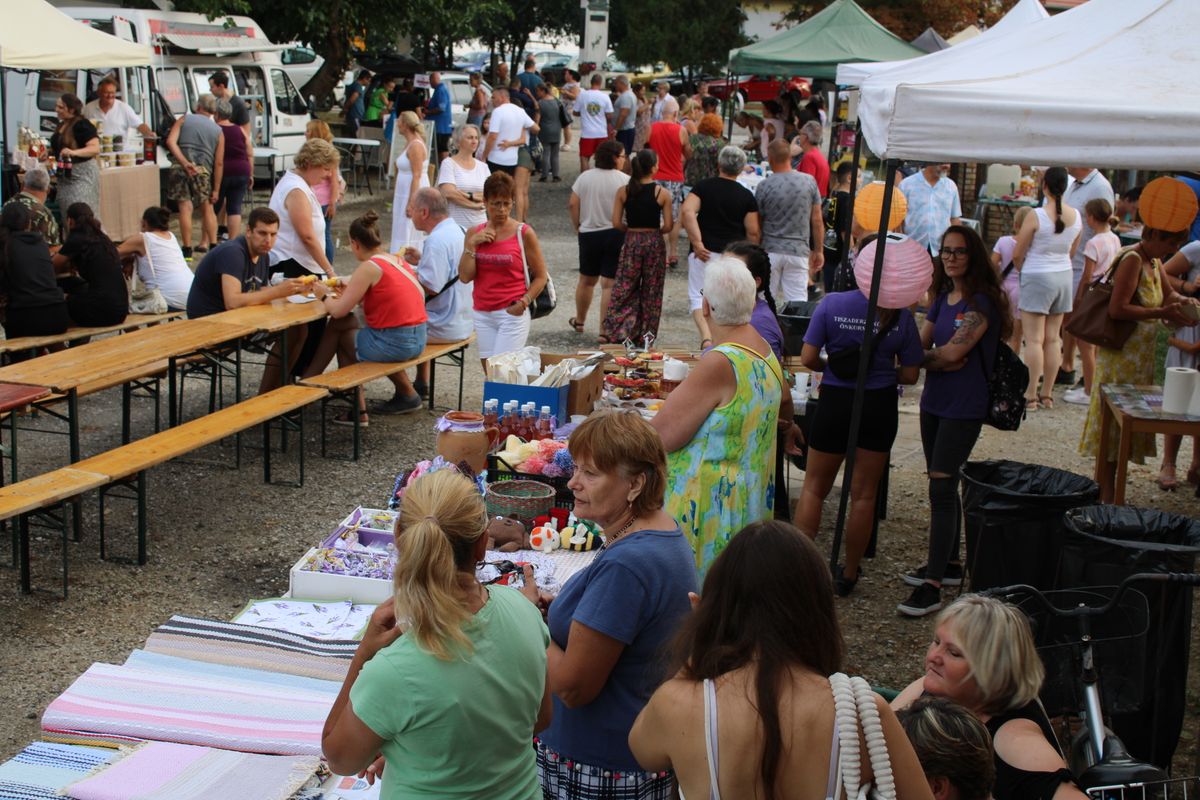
[
  {"xmin": 1025, "ymin": 398, "xmax": 1040, "ymax": 411},
  {"xmin": 568, "ymin": 317, "xmax": 585, "ymax": 333},
  {"xmin": 667, "ymin": 257, "xmax": 679, "ymax": 269},
  {"xmin": 1039, "ymin": 395, "xmax": 1055, "ymax": 410},
  {"xmin": 1156, "ymin": 470, "xmax": 1180, "ymax": 491},
  {"xmin": 332, "ymin": 411, "xmax": 369, "ymax": 428}
]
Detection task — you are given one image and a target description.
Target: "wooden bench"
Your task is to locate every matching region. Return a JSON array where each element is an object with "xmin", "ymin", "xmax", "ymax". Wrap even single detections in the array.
[
  {"xmin": 9, "ymin": 385, "xmax": 328, "ymax": 597},
  {"xmin": 0, "ymin": 312, "xmax": 184, "ymax": 359},
  {"xmin": 298, "ymin": 335, "xmax": 475, "ymax": 460}
]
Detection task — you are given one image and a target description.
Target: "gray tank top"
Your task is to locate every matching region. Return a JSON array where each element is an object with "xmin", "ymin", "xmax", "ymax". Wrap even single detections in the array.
[{"xmin": 177, "ymin": 113, "xmax": 221, "ymax": 169}]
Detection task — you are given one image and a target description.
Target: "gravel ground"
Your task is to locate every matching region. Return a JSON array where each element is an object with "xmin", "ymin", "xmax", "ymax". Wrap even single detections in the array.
[{"xmin": 2, "ymin": 138, "xmax": 1197, "ymax": 771}]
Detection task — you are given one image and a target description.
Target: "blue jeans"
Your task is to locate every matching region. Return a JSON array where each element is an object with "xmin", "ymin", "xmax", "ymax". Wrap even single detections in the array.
[{"xmin": 356, "ymin": 323, "xmax": 426, "ymax": 363}]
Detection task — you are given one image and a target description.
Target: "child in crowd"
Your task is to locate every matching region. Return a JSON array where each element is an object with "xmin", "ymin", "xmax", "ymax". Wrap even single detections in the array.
[
  {"xmin": 1063, "ymin": 198, "xmax": 1120, "ymax": 406},
  {"xmin": 1159, "ymin": 239, "xmax": 1200, "ymax": 490},
  {"xmin": 991, "ymin": 206, "xmax": 1029, "ymax": 355}
]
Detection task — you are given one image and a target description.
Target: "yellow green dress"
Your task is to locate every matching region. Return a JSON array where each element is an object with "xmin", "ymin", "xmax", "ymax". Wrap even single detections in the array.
[
  {"xmin": 1080, "ymin": 256, "xmax": 1162, "ymax": 463},
  {"xmin": 665, "ymin": 343, "xmax": 784, "ymax": 577}
]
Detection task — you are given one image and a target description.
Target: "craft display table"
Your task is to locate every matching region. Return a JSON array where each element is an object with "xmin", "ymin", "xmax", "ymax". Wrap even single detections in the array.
[{"xmin": 1097, "ymin": 384, "xmax": 1200, "ymax": 504}]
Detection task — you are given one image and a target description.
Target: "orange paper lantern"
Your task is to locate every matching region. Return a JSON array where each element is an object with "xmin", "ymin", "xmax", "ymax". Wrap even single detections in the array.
[
  {"xmin": 853, "ymin": 181, "xmax": 908, "ymax": 232},
  {"xmin": 1139, "ymin": 177, "xmax": 1198, "ymax": 233}
]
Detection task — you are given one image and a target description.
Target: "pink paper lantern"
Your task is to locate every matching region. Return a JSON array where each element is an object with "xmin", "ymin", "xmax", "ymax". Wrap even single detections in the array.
[{"xmin": 854, "ymin": 233, "xmax": 934, "ymax": 310}]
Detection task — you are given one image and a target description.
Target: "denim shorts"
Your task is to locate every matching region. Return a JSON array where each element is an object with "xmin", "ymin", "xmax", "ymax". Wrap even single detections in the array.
[{"xmin": 356, "ymin": 323, "xmax": 426, "ymax": 363}]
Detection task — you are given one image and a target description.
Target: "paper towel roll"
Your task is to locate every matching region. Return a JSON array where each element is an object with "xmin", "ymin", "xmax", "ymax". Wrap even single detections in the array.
[
  {"xmin": 1189, "ymin": 375, "xmax": 1200, "ymax": 417},
  {"xmin": 1163, "ymin": 367, "xmax": 1197, "ymax": 414}
]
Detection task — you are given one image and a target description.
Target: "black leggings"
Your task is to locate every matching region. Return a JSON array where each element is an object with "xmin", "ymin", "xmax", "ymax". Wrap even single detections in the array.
[{"xmin": 919, "ymin": 411, "xmax": 983, "ymax": 583}]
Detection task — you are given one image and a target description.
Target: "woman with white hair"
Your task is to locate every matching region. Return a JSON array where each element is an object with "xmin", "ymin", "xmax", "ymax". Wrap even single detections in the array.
[
  {"xmin": 391, "ymin": 110, "xmax": 431, "ymax": 252},
  {"xmin": 680, "ymin": 145, "xmax": 760, "ymax": 349},
  {"xmin": 892, "ymin": 595, "xmax": 1087, "ymax": 800},
  {"xmin": 651, "ymin": 256, "xmax": 790, "ymax": 577},
  {"xmin": 437, "ymin": 124, "xmax": 490, "ymax": 229}
]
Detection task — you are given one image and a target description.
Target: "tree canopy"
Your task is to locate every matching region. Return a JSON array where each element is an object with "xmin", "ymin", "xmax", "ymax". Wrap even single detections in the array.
[
  {"xmin": 783, "ymin": 0, "xmax": 1017, "ymax": 40},
  {"xmin": 611, "ymin": 0, "xmax": 748, "ymax": 76}
]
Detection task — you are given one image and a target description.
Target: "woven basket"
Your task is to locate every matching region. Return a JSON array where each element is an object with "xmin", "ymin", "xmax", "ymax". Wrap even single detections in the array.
[{"xmin": 486, "ymin": 479, "xmax": 555, "ymax": 526}]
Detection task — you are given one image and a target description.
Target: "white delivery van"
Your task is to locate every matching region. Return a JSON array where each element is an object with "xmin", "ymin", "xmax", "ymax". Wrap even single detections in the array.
[{"xmin": 6, "ymin": 8, "xmax": 311, "ymax": 176}]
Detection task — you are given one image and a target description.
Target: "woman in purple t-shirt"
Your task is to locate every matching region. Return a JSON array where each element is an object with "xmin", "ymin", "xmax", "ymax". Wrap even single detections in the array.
[
  {"xmin": 898, "ymin": 226, "xmax": 1013, "ymax": 618},
  {"xmin": 797, "ymin": 281, "xmax": 924, "ymax": 596}
]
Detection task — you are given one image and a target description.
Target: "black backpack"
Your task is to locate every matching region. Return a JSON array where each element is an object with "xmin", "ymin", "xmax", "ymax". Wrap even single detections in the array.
[{"xmin": 981, "ymin": 338, "xmax": 1028, "ymax": 431}]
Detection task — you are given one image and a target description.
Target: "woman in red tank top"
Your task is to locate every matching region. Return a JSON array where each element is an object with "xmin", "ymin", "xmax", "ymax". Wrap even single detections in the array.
[
  {"xmin": 458, "ymin": 172, "xmax": 549, "ymax": 368},
  {"xmin": 304, "ymin": 210, "xmax": 429, "ymax": 423},
  {"xmin": 645, "ymin": 104, "xmax": 692, "ymax": 268}
]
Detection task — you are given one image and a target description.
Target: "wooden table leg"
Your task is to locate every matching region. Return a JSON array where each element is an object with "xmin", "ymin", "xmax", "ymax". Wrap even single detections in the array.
[
  {"xmin": 1114, "ymin": 418, "xmax": 1133, "ymax": 505},
  {"xmin": 1096, "ymin": 397, "xmax": 1112, "ymax": 486}
]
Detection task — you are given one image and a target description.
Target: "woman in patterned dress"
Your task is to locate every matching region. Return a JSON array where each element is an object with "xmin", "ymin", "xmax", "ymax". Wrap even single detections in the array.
[
  {"xmin": 1080, "ymin": 226, "xmax": 1199, "ymax": 501},
  {"xmin": 684, "ymin": 113, "xmax": 724, "ymax": 191},
  {"xmin": 631, "ymin": 83, "xmax": 652, "ymax": 154},
  {"xmin": 651, "ymin": 256, "xmax": 792, "ymax": 577},
  {"xmin": 605, "ymin": 149, "xmax": 672, "ymax": 343}
]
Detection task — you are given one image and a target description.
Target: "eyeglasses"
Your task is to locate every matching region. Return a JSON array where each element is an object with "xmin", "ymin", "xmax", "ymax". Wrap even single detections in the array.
[{"xmin": 939, "ymin": 247, "xmax": 969, "ymax": 259}]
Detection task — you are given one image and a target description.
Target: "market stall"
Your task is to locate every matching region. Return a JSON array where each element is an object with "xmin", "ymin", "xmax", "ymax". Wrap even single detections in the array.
[{"xmin": 1, "ymin": 0, "xmax": 153, "ymax": 223}]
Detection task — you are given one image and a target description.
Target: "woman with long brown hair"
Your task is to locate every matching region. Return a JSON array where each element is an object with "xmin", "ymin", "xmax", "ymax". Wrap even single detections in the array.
[
  {"xmin": 899, "ymin": 225, "xmax": 1012, "ymax": 618},
  {"xmin": 630, "ymin": 520, "xmax": 931, "ymax": 800},
  {"xmin": 47, "ymin": 93, "xmax": 101, "ymax": 212}
]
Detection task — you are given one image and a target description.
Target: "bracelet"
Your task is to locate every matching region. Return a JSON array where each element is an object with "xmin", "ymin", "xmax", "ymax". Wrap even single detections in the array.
[{"xmin": 464, "ymin": 250, "xmax": 476, "ymax": 257}]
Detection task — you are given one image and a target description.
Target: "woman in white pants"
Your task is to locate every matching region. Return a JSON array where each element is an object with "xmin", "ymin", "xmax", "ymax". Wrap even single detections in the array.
[{"xmin": 458, "ymin": 172, "xmax": 549, "ymax": 369}]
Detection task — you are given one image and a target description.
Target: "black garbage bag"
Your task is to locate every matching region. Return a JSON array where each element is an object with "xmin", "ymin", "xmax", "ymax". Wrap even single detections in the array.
[
  {"xmin": 776, "ymin": 300, "xmax": 820, "ymax": 358},
  {"xmin": 960, "ymin": 460, "xmax": 1099, "ymax": 591},
  {"xmin": 1059, "ymin": 505, "xmax": 1200, "ymax": 769}
]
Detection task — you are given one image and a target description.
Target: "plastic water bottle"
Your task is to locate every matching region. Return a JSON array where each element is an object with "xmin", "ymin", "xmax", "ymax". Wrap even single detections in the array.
[{"xmin": 536, "ymin": 406, "xmax": 553, "ymax": 440}]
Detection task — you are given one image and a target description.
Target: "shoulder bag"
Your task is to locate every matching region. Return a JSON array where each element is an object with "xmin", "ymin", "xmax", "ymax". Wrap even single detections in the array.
[
  {"xmin": 981, "ymin": 337, "xmax": 1029, "ymax": 431},
  {"xmin": 128, "ymin": 237, "xmax": 168, "ymax": 315},
  {"xmin": 825, "ymin": 312, "xmax": 898, "ymax": 381},
  {"xmin": 516, "ymin": 223, "xmax": 556, "ymax": 320},
  {"xmin": 558, "ymin": 99, "xmax": 571, "ymax": 129},
  {"xmin": 829, "ymin": 673, "xmax": 897, "ymax": 800},
  {"xmin": 1064, "ymin": 246, "xmax": 1142, "ymax": 350}
]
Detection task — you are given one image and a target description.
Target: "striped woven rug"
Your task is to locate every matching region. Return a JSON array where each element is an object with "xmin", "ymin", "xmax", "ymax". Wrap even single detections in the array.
[
  {"xmin": 142, "ymin": 614, "xmax": 357, "ymax": 682},
  {"xmin": 42, "ymin": 662, "xmax": 334, "ymax": 755},
  {"xmin": 0, "ymin": 741, "xmax": 117, "ymax": 799}
]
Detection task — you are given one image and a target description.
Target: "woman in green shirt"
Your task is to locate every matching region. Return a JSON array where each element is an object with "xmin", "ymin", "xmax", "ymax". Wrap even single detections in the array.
[
  {"xmin": 361, "ymin": 79, "xmax": 395, "ymax": 127},
  {"xmin": 322, "ymin": 469, "xmax": 552, "ymax": 798}
]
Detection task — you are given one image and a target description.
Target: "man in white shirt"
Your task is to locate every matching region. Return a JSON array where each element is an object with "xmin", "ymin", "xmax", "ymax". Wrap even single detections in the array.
[
  {"xmin": 480, "ymin": 88, "xmax": 537, "ymax": 219},
  {"xmin": 84, "ymin": 76, "xmax": 155, "ymax": 140},
  {"xmin": 572, "ymin": 73, "xmax": 613, "ymax": 172},
  {"xmin": 651, "ymin": 79, "xmax": 677, "ymax": 123}
]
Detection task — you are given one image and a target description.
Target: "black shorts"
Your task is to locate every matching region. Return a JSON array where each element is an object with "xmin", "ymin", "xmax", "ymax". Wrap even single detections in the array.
[
  {"xmin": 808, "ymin": 383, "xmax": 900, "ymax": 454},
  {"xmin": 616, "ymin": 128, "xmax": 635, "ymax": 154},
  {"xmin": 578, "ymin": 229, "xmax": 624, "ymax": 279},
  {"xmin": 216, "ymin": 175, "xmax": 249, "ymax": 216},
  {"xmin": 436, "ymin": 132, "xmax": 451, "ymax": 154},
  {"xmin": 487, "ymin": 161, "xmax": 517, "ymax": 177}
]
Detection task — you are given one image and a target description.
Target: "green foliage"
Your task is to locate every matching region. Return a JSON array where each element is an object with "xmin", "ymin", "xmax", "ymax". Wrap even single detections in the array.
[
  {"xmin": 612, "ymin": 0, "xmax": 747, "ymax": 75},
  {"xmin": 476, "ymin": 0, "xmax": 582, "ymax": 74},
  {"xmin": 784, "ymin": 0, "xmax": 1017, "ymax": 39}
]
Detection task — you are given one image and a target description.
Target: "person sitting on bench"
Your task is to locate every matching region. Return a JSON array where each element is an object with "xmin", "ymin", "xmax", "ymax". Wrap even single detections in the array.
[{"xmin": 186, "ymin": 206, "xmax": 307, "ymax": 393}]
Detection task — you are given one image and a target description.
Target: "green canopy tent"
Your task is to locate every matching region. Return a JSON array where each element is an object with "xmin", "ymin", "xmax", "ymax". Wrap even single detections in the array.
[{"xmin": 727, "ymin": 0, "xmax": 922, "ymax": 80}]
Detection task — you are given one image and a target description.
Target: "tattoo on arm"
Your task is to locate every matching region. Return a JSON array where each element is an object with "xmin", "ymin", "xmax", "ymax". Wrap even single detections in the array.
[{"xmin": 949, "ymin": 311, "xmax": 985, "ymax": 346}]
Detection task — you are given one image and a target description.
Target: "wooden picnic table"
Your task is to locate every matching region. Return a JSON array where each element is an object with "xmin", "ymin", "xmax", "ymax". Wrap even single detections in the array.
[
  {"xmin": 207, "ymin": 298, "xmax": 329, "ymax": 334},
  {"xmin": 0, "ymin": 312, "xmax": 183, "ymax": 357},
  {"xmin": 0, "ymin": 382, "xmax": 52, "ymax": 484},
  {"xmin": 1097, "ymin": 384, "xmax": 1200, "ymax": 504}
]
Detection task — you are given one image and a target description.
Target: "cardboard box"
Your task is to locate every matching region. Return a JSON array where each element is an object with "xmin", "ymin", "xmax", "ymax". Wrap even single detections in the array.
[{"xmin": 483, "ymin": 353, "xmax": 604, "ymax": 422}]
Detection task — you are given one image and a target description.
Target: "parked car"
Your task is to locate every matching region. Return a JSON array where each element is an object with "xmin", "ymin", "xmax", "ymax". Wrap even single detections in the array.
[
  {"xmin": 280, "ymin": 44, "xmax": 325, "ymax": 95},
  {"xmin": 453, "ymin": 50, "xmax": 491, "ymax": 73},
  {"xmin": 707, "ymin": 75, "xmax": 811, "ymax": 110}
]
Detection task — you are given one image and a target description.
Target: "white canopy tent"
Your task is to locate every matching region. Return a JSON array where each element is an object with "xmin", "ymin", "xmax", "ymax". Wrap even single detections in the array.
[
  {"xmin": 0, "ymin": 0, "xmax": 151, "ymax": 69},
  {"xmin": 946, "ymin": 25, "xmax": 981, "ymax": 45},
  {"xmin": 835, "ymin": 0, "xmax": 1048, "ymax": 86},
  {"xmin": 855, "ymin": 0, "xmax": 1200, "ymax": 170}
]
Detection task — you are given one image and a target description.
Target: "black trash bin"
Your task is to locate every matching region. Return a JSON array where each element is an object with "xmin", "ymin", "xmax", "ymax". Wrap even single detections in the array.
[
  {"xmin": 1059, "ymin": 505, "xmax": 1200, "ymax": 769},
  {"xmin": 960, "ymin": 460, "xmax": 1099, "ymax": 591},
  {"xmin": 777, "ymin": 300, "xmax": 820, "ymax": 357}
]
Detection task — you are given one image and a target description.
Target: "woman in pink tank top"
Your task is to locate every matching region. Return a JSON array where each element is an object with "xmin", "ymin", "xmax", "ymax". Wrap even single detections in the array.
[
  {"xmin": 304, "ymin": 210, "xmax": 429, "ymax": 423},
  {"xmin": 458, "ymin": 172, "xmax": 549, "ymax": 367}
]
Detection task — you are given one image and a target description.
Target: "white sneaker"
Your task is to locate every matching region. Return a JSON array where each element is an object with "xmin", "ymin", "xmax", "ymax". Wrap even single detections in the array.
[{"xmin": 1063, "ymin": 387, "xmax": 1090, "ymax": 405}]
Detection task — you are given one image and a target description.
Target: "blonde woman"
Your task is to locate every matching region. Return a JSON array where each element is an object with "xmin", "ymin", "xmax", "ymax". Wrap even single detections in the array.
[
  {"xmin": 391, "ymin": 110, "xmax": 430, "ymax": 253},
  {"xmin": 267, "ymin": 137, "xmax": 339, "ymax": 278},
  {"xmin": 322, "ymin": 469, "xmax": 551, "ymax": 798},
  {"xmin": 306, "ymin": 119, "xmax": 344, "ymax": 263},
  {"xmin": 892, "ymin": 595, "xmax": 1088, "ymax": 800},
  {"xmin": 437, "ymin": 124, "xmax": 490, "ymax": 229}
]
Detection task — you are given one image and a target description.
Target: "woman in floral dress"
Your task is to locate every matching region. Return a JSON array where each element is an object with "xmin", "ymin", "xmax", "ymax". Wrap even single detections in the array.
[
  {"xmin": 684, "ymin": 113, "xmax": 724, "ymax": 190},
  {"xmin": 632, "ymin": 83, "xmax": 653, "ymax": 153},
  {"xmin": 606, "ymin": 149, "xmax": 673, "ymax": 343}
]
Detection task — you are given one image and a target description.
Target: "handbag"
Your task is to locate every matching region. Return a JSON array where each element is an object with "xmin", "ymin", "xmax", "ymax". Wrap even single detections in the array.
[
  {"xmin": 1064, "ymin": 247, "xmax": 1141, "ymax": 350},
  {"xmin": 128, "ymin": 239, "xmax": 168, "ymax": 315},
  {"xmin": 558, "ymin": 99, "xmax": 571, "ymax": 129},
  {"xmin": 826, "ymin": 312, "xmax": 898, "ymax": 381},
  {"xmin": 516, "ymin": 223, "xmax": 556, "ymax": 320},
  {"xmin": 829, "ymin": 673, "xmax": 897, "ymax": 800},
  {"xmin": 982, "ymin": 338, "xmax": 1029, "ymax": 431}
]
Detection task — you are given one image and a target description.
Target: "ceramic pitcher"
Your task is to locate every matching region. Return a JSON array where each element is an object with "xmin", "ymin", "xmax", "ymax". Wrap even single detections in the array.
[{"xmin": 435, "ymin": 411, "xmax": 500, "ymax": 474}]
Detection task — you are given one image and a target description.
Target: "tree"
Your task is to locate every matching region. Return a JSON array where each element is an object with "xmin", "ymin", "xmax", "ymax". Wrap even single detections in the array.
[
  {"xmin": 783, "ymin": 0, "xmax": 1017, "ymax": 40},
  {"xmin": 612, "ymin": 0, "xmax": 747, "ymax": 77},
  {"xmin": 162, "ymin": 0, "xmax": 407, "ymax": 102},
  {"xmin": 478, "ymin": 0, "xmax": 581, "ymax": 77}
]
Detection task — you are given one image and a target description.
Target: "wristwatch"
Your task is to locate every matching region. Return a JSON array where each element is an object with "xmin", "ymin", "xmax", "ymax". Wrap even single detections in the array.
[{"xmin": 467, "ymin": 192, "xmax": 475, "ymax": 201}]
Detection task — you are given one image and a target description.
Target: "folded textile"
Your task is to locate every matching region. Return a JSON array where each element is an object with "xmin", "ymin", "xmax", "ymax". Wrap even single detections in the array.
[
  {"xmin": 42, "ymin": 662, "xmax": 333, "ymax": 755},
  {"xmin": 63, "ymin": 741, "xmax": 320, "ymax": 800},
  {"xmin": 232, "ymin": 598, "xmax": 375, "ymax": 640},
  {"xmin": 142, "ymin": 614, "xmax": 357, "ymax": 682},
  {"xmin": 123, "ymin": 650, "xmax": 342, "ymax": 696},
  {"xmin": 0, "ymin": 741, "xmax": 116, "ymax": 799}
]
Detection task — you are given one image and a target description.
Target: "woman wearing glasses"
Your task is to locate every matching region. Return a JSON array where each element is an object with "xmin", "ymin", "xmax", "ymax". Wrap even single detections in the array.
[
  {"xmin": 458, "ymin": 171, "xmax": 549, "ymax": 369},
  {"xmin": 898, "ymin": 226, "xmax": 1012, "ymax": 618}
]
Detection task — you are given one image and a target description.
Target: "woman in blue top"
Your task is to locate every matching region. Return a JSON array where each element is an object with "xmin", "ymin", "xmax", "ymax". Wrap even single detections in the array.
[
  {"xmin": 322, "ymin": 469, "xmax": 551, "ymax": 799},
  {"xmin": 524, "ymin": 410, "xmax": 698, "ymax": 800},
  {"xmin": 898, "ymin": 226, "xmax": 1012, "ymax": 618},
  {"xmin": 797, "ymin": 254, "xmax": 924, "ymax": 596}
]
